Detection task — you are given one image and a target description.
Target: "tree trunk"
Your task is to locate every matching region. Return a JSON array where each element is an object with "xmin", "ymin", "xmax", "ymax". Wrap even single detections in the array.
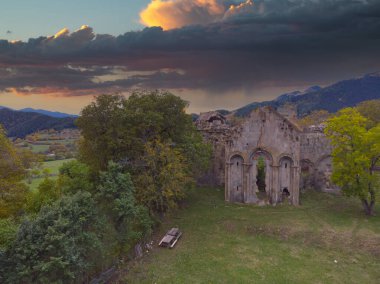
[
  {"xmin": 362, "ymin": 167, "xmax": 376, "ymax": 216},
  {"xmin": 361, "ymin": 199, "xmax": 375, "ymax": 216}
]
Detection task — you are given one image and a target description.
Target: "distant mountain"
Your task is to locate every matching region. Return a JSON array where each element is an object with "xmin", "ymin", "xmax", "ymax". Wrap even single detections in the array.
[
  {"xmin": 19, "ymin": 108, "xmax": 78, "ymax": 118},
  {"xmin": 234, "ymin": 73, "xmax": 380, "ymax": 117},
  {"xmin": 0, "ymin": 108, "xmax": 77, "ymax": 138}
]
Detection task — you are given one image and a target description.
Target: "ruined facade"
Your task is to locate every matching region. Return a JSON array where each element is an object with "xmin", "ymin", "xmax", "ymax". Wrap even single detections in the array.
[
  {"xmin": 300, "ymin": 125, "xmax": 339, "ymax": 193},
  {"xmin": 196, "ymin": 107, "xmax": 336, "ymax": 206},
  {"xmin": 195, "ymin": 112, "xmax": 230, "ymax": 186}
]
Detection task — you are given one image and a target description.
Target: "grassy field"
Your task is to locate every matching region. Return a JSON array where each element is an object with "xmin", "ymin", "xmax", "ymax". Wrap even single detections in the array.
[
  {"xmin": 26, "ymin": 159, "xmax": 74, "ymax": 191},
  {"xmin": 41, "ymin": 159, "xmax": 74, "ymax": 174},
  {"xmin": 122, "ymin": 188, "xmax": 380, "ymax": 284},
  {"xmin": 29, "ymin": 144, "xmax": 50, "ymax": 153}
]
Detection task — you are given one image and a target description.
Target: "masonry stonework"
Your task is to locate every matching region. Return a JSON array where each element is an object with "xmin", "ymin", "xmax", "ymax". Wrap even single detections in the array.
[{"xmin": 196, "ymin": 107, "xmax": 336, "ymax": 206}]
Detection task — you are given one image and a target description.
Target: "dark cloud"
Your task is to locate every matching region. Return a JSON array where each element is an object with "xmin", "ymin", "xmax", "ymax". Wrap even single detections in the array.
[{"xmin": 0, "ymin": 0, "xmax": 380, "ymax": 100}]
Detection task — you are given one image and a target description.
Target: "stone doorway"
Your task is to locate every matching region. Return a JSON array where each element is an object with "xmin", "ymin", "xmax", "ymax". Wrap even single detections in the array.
[
  {"xmin": 251, "ymin": 150, "xmax": 273, "ymax": 202},
  {"xmin": 256, "ymin": 156, "xmax": 267, "ymax": 200}
]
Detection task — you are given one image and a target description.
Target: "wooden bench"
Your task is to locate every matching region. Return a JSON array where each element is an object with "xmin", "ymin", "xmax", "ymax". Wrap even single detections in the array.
[{"xmin": 159, "ymin": 228, "xmax": 182, "ymax": 248}]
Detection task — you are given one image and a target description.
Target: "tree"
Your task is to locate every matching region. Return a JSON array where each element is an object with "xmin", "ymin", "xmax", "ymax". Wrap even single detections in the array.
[
  {"xmin": 325, "ymin": 108, "xmax": 380, "ymax": 215},
  {"xmin": 0, "ymin": 218, "xmax": 18, "ymax": 251},
  {"xmin": 0, "ymin": 125, "xmax": 27, "ymax": 218},
  {"xmin": 26, "ymin": 178, "xmax": 60, "ymax": 214},
  {"xmin": 77, "ymin": 91, "xmax": 211, "ymax": 174},
  {"xmin": 77, "ymin": 91, "xmax": 212, "ymax": 211},
  {"xmin": 3, "ymin": 192, "xmax": 107, "ymax": 283},
  {"xmin": 18, "ymin": 148, "xmax": 42, "ymax": 171},
  {"xmin": 123, "ymin": 90, "xmax": 211, "ymax": 178},
  {"xmin": 356, "ymin": 99, "xmax": 380, "ymax": 129},
  {"xmin": 134, "ymin": 140, "xmax": 191, "ymax": 212},
  {"xmin": 56, "ymin": 160, "xmax": 93, "ymax": 195},
  {"xmin": 76, "ymin": 94, "xmax": 127, "ymax": 172},
  {"xmin": 96, "ymin": 162, "xmax": 152, "ymax": 251},
  {"xmin": 298, "ymin": 110, "xmax": 332, "ymax": 128}
]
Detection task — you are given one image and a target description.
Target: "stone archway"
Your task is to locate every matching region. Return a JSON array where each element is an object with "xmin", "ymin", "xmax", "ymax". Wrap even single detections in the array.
[
  {"xmin": 229, "ymin": 155, "xmax": 244, "ymax": 202},
  {"xmin": 249, "ymin": 149, "xmax": 273, "ymax": 203},
  {"xmin": 279, "ymin": 156, "xmax": 294, "ymax": 203}
]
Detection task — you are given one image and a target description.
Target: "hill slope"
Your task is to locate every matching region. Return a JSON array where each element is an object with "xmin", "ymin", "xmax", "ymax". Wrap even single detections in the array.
[
  {"xmin": 19, "ymin": 108, "xmax": 78, "ymax": 118},
  {"xmin": 0, "ymin": 108, "xmax": 76, "ymax": 137},
  {"xmin": 234, "ymin": 73, "xmax": 380, "ymax": 117}
]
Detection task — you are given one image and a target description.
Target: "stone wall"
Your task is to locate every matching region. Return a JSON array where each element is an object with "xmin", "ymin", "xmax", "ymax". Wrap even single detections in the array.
[
  {"xmin": 225, "ymin": 107, "xmax": 301, "ymax": 205},
  {"xmin": 195, "ymin": 108, "xmax": 337, "ymax": 205},
  {"xmin": 195, "ymin": 112, "xmax": 230, "ymax": 186},
  {"xmin": 300, "ymin": 126, "xmax": 338, "ymax": 192}
]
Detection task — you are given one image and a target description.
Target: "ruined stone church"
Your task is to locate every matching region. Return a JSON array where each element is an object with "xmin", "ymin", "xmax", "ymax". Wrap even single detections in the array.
[{"xmin": 196, "ymin": 107, "xmax": 335, "ymax": 206}]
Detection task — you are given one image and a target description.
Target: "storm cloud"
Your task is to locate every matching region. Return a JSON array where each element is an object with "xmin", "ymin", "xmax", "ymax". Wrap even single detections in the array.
[{"xmin": 1, "ymin": 0, "xmax": 380, "ymax": 102}]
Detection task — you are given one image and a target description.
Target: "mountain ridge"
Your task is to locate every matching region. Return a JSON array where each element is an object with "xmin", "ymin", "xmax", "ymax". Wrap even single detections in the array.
[
  {"xmin": 19, "ymin": 108, "xmax": 78, "ymax": 118},
  {"xmin": 0, "ymin": 108, "xmax": 77, "ymax": 138},
  {"xmin": 232, "ymin": 73, "xmax": 380, "ymax": 117}
]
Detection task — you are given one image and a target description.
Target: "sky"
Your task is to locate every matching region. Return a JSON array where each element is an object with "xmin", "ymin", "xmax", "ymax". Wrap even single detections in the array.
[{"xmin": 0, "ymin": 0, "xmax": 380, "ymax": 114}]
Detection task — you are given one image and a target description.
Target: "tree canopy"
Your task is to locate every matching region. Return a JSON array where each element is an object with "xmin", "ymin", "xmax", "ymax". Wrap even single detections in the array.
[
  {"xmin": 3, "ymin": 192, "xmax": 106, "ymax": 283},
  {"xmin": 96, "ymin": 162, "xmax": 152, "ymax": 250},
  {"xmin": 298, "ymin": 110, "xmax": 332, "ymax": 128},
  {"xmin": 77, "ymin": 91, "xmax": 211, "ymax": 212},
  {"xmin": 325, "ymin": 108, "xmax": 380, "ymax": 215},
  {"xmin": 0, "ymin": 125, "xmax": 27, "ymax": 218},
  {"xmin": 134, "ymin": 140, "xmax": 191, "ymax": 212},
  {"xmin": 356, "ymin": 99, "xmax": 380, "ymax": 129}
]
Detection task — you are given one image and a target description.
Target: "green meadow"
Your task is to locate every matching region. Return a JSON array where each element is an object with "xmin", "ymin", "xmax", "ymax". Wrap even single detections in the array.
[
  {"xmin": 122, "ymin": 188, "xmax": 380, "ymax": 284},
  {"xmin": 26, "ymin": 159, "xmax": 74, "ymax": 191}
]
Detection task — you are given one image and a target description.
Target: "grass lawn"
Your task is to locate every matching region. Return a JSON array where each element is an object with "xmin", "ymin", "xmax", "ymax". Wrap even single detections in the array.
[
  {"xmin": 122, "ymin": 188, "xmax": 380, "ymax": 284},
  {"xmin": 41, "ymin": 159, "xmax": 74, "ymax": 174},
  {"xmin": 26, "ymin": 159, "xmax": 74, "ymax": 191},
  {"xmin": 29, "ymin": 143, "xmax": 50, "ymax": 153}
]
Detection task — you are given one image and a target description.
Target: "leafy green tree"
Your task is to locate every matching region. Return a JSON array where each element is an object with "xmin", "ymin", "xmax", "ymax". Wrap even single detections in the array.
[
  {"xmin": 56, "ymin": 160, "xmax": 93, "ymax": 195},
  {"xmin": 176, "ymin": 128, "xmax": 212, "ymax": 179},
  {"xmin": 26, "ymin": 178, "xmax": 60, "ymax": 214},
  {"xmin": 96, "ymin": 162, "xmax": 152, "ymax": 251},
  {"xmin": 76, "ymin": 94, "xmax": 127, "ymax": 172},
  {"xmin": 0, "ymin": 125, "xmax": 27, "ymax": 218},
  {"xmin": 123, "ymin": 90, "xmax": 211, "ymax": 178},
  {"xmin": 27, "ymin": 161, "xmax": 93, "ymax": 214},
  {"xmin": 298, "ymin": 110, "xmax": 331, "ymax": 128},
  {"xmin": 77, "ymin": 91, "xmax": 211, "ymax": 174},
  {"xmin": 134, "ymin": 140, "xmax": 191, "ymax": 212},
  {"xmin": 77, "ymin": 91, "xmax": 212, "ymax": 211},
  {"xmin": 0, "ymin": 218, "xmax": 18, "ymax": 251},
  {"xmin": 3, "ymin": 191, "xmax": 107, "ymax": 283},
  {"xmin": 356, "ymin": 99, "xmax": 380, "ymax": 129},
  {"xmin": 325, "ymin": 108, "xmax": 380, "ymax": 215}
]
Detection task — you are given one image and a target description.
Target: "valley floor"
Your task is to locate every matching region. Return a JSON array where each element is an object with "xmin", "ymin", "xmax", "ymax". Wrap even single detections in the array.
[
  {"xmin": 121, "ymin": 188, "xmax": 380, "ymax": 284},
  {"xmin": 25, "ymin": 159, "xmax": 74, "ymax": 191}
]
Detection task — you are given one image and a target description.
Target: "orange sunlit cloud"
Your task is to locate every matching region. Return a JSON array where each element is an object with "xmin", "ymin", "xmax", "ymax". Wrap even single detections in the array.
[
  {"xmin": 54, "ymin": 28, "xmax": 70, "ymax": 38},
  {"xmin": 140, "ymin": 0, "xmax": 255, "ymax": 30},
  {"xmin": 140, "ymin": 0, "xmax": 225, "ymax": 30}
]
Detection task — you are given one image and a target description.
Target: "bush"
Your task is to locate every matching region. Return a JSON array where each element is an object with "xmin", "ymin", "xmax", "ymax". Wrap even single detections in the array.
[
  {"xmin": 3, "ymin": 192, "xmax": 108, "ymax": 283},
  {"xmin": 0, "ymin": 219, "xmax": 18, "ymax": 251},
  {"xmin": 96, "ymin": 162, "xmax": 152, "ymax": 252}
]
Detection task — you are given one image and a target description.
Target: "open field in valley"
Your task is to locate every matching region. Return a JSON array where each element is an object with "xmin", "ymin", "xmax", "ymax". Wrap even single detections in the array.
[{"xmin": 26, "ymin": 159, "xmax": 74, "ymax": 191}]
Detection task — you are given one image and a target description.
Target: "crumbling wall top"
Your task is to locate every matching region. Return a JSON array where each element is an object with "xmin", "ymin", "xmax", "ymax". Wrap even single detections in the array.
[{"xmin": 195, "ymin": 111, "xmax": 229, "ymax": 131}]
